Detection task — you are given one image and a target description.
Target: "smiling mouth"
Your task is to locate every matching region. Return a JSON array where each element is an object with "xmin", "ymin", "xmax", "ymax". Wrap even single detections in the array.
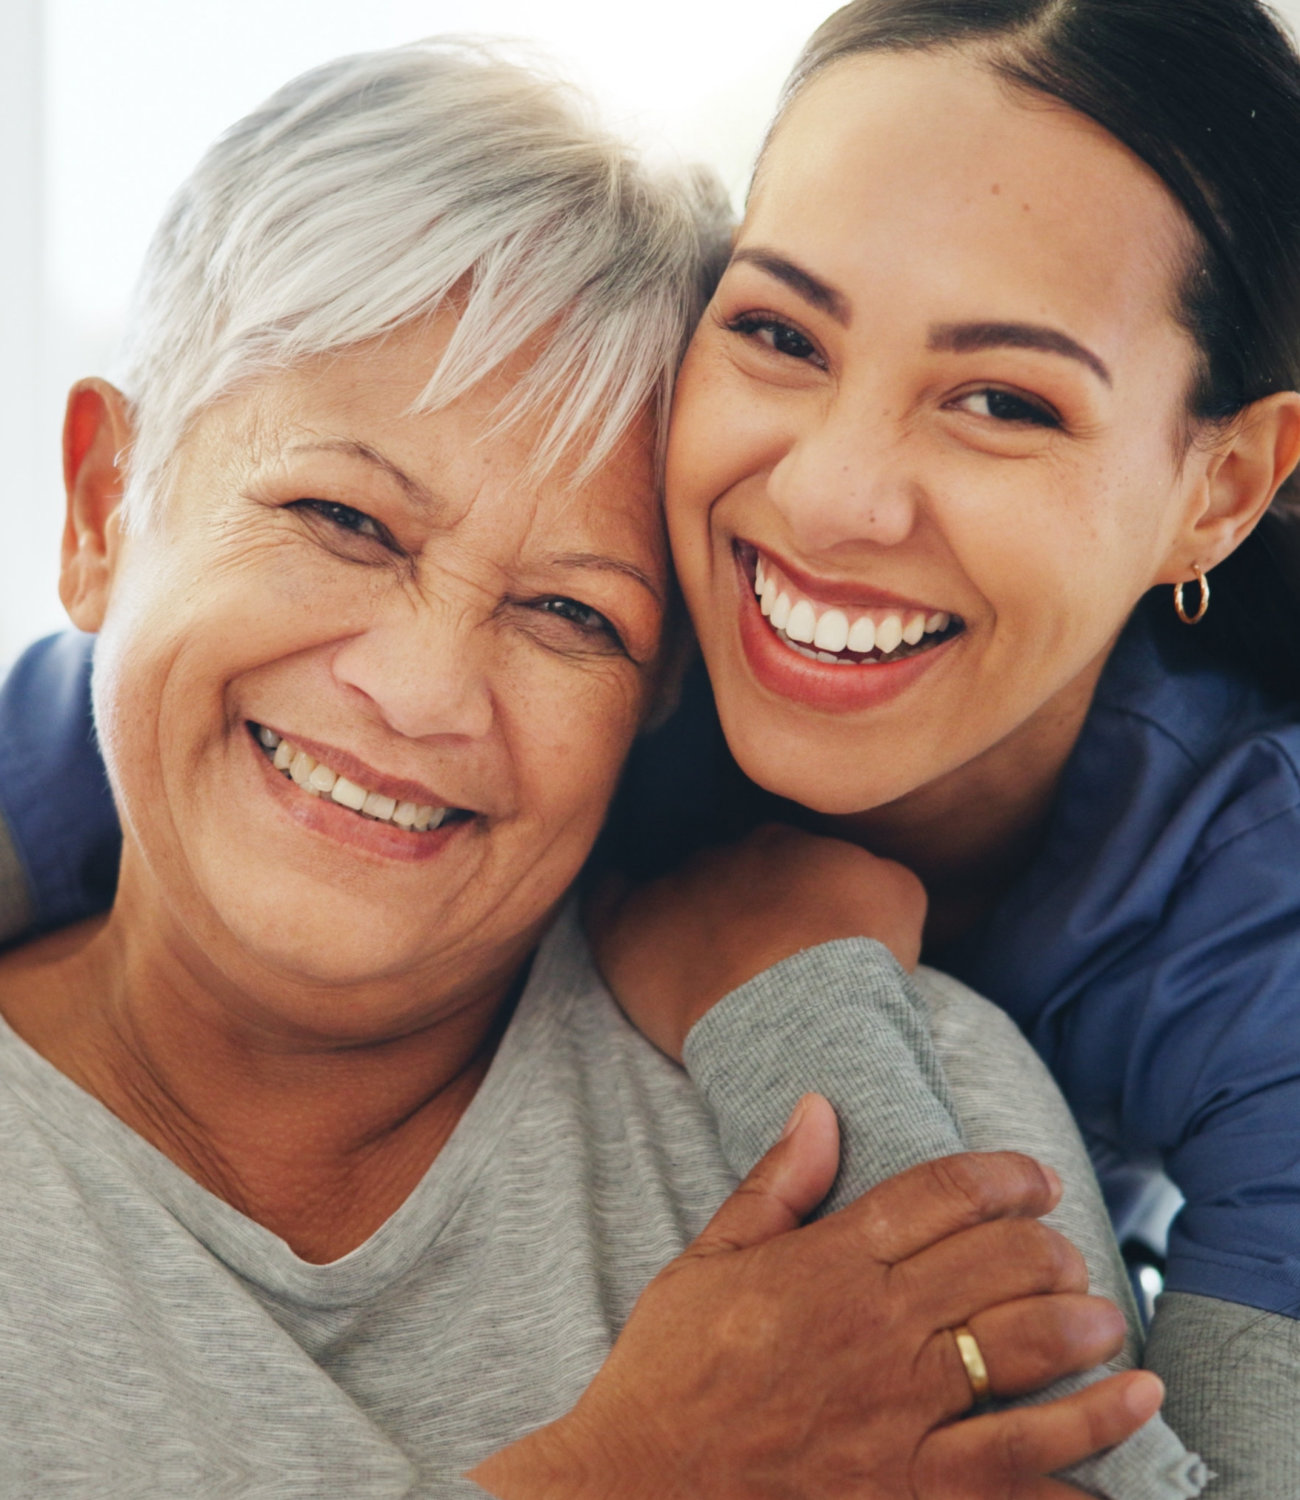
[
  {"xmin": 250, "ymin": 724, "xmax": 474, "ymax": 833},
  {"xmin": 750, "ymin": 551, "xmax": 965, "ymax": 666}
]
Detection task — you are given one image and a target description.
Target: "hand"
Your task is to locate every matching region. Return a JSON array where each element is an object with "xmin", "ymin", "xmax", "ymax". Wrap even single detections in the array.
[
  {"xmin": 587, "ymin": 823, "xmax": 927, "ymax": 1060},
  {"xmin": 469, "ymin": 1099, "xmax": 1160, "ymax": 1499}
]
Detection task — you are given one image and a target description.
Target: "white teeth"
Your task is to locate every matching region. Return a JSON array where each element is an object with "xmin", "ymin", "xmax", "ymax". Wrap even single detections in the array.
[
  {"xmin": 875, "ymin": 615, "xmax": 904, "ymax": 654},
  {"xmin": 331, "ymin": 776, "xmax": 367, "ymax": 812},
  {"xmin": 308, "ymin": 763, "xmax": 338, "ymax": 796},
  {"xmin": 786, "ymin": 600, "xmax": 817, "ymax": 644},
  {"xmin": 847, "ymin": 615, "xmax": 876, "ymax": 654},
  {"xmin": 259, "ymin": 729, "xmax": 453, "ymax": 833},
  {"xmin": 362, "ymin": 790, "xmax": 397, "ymax": 821},
  {"xmin": 813, "ymin": 609, "xmax": 850, "ymax": 653},
  {"xmin": 752, "ymin": 558, "xmax": 958, "ymax": 664}
]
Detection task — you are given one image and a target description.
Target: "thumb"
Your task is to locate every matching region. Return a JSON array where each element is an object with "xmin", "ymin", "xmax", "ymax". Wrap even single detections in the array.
[{"xmin": 687, "ymin": 1094, "xmax": 840, "ymax": 1259}]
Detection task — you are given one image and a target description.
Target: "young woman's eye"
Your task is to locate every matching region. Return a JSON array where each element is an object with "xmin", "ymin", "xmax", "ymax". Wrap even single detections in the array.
[
  {"xmin": 953, "ymin": 389, "xmax": 1060, "ymax": 428},
  {"xmin": 727, "ymin": 314, "xmax": 826, "ymax": 369}
]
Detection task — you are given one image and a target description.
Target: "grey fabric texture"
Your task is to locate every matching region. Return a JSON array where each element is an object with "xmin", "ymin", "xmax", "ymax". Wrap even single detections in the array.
[
  {"xmin": 0, "ymin": 811, "xmax": 33, "ymax": 946},
  {"xmin": 1145, "ymin": 1291, "xmax": 1300, "ymax": 1499},
  {"xmin": 0, "ymin": 912, "xmax": 1194, "ymax": 1498},
  {"xmin": 686, "ymin": 945, "xmax": 1208, "ymax": 1500}
]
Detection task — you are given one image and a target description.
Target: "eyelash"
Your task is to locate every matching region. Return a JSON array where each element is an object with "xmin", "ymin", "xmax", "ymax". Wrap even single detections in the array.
[
  {"xmin": 291, "ymin": 498, "xmax": 395, "ymax": 549},
  {"xmin": 726, "ymin": 313, "xmax": 827, "ymax": 369},
  {"xmin": 530, "ymin": 596, "xmax": 624, "ymax": 651},
  {"xmin": 951, "ymin": 388, "xmax": 1062, "ymax": 429}
]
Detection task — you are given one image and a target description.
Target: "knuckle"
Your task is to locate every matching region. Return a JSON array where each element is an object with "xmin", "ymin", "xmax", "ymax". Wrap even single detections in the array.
[{"xmin": 926, "ymin": 1152, "xmax": 1005, "ymax": 1222}]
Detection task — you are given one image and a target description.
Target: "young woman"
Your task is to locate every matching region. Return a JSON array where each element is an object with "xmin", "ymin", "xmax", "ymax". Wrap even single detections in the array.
[{"xmin": 599, "ymin": 0, "xmax": 1300, "ymax": 1492}]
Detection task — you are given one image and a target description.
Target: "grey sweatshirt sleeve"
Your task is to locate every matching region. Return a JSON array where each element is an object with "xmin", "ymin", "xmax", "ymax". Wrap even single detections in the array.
[
  {"xmin": 1145, "ymin": 1291, "xmax": 1300, "ymax": 1499},
  {"xmin": 682, "ymin": 940, "xmax": 1206, "ymax": 1500}
]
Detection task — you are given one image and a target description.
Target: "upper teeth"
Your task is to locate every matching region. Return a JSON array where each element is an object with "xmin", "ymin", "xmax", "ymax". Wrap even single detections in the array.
[
  {"xmin": 756, "ymin": 556, "xmax": 953, "ymax": 659},
  {"xmin": 256, "ymin": 726, "xmax": 448, "ymax": 832}
]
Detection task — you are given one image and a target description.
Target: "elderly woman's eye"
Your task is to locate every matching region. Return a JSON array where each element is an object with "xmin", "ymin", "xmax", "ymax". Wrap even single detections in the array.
[
  {"xmin": 727, "ymin": 314, "xmax": 825, "ymax": 368},
  {"xmin": 953, "ymin": 389, "xmax": 1060, "ymax": 429},
  {"xmin": 291, "ymin": 499, "xmax": 393, "ymax": 546},
  {"xmin": 534, "ymin": 596, "xmax": 622, "ymax": 644}
]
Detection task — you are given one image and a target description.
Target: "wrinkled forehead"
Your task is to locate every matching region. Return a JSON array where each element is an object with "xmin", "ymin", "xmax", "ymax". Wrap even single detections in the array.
[{"xmin": 164, "ymin": 323, "xmax": 667, "ymax": 570}]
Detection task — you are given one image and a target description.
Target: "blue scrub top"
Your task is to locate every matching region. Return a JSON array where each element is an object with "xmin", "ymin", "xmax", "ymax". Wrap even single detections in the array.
[{"xmin": 4, "ymin": 613, "xmax": 1300, "ymax": 1318}]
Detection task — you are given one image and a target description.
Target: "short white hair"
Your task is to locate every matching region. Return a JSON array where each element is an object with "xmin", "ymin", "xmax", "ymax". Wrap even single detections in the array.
[{"xmin": 115, "ymin": 39, "xmax": 732, "ymax": 522}]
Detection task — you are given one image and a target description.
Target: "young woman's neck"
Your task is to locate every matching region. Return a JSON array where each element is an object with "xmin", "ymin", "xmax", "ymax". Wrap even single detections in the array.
[{"xmin": 817, "ymin": 664, "xmax": 1105, "ymax": 953}]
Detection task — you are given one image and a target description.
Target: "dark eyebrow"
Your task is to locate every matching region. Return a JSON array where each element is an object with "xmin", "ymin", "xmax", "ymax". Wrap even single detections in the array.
[
  {"xmin": 729, "ymin": 248, "xmax": 851, "ymax": 326},
  {"xmin": 550, "ymin": 552, "xmax": 664, "ymax": 606},
  {"xmin": 287, "ymin": 439, "xmax": 439, "ymax": 510},
  {"xmin": 928, "ymin": 321, "xmax": 1112, "ymax": 386}
]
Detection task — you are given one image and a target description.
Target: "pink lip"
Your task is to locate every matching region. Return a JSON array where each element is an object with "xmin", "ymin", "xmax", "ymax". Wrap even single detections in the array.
[
  {"xmin": 246, "ymin": 730, "xmax": 473, "ymax": 864},
  {"xmin": 732, "ymin": 548, "xmax": 962, "ymax": 713},
  {"xmin": 254, "ymin": 724, "xmax": 466, "ymax": 811},
  {"xmin": 740, "ymin": 539, "xmax": 952, "ymax": 616}
]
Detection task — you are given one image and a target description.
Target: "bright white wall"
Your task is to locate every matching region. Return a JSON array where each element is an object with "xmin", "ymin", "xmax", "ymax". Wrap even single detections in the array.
[{"xmin": 6, "ymin": 0, "xmax": 1300, "ymax": 665}]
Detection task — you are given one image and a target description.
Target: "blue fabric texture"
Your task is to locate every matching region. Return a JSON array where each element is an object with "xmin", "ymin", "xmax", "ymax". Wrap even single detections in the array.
[
  {"xmin": 0, "ymin": 632, "xmax": 119, "ymax": 937},
  {"xmin": 9, "ymin": 613, "xmax": 1300, "ymax": 1318},
  {"xmin": 940, "ymin": 607, "xmax": 1300, "ymax": 1320}
]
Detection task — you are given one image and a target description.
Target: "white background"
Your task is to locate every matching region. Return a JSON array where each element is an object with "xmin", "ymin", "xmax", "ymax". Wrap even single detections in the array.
[{"xmin": 4, "ymin": 0, "xmax": 1300, "ymax": 665}]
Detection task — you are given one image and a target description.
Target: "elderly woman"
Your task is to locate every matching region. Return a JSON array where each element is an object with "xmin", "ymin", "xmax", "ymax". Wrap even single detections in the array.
[{"xmin": 0, "ymin": 39, "xmax": 1181, "ymax": 1500}]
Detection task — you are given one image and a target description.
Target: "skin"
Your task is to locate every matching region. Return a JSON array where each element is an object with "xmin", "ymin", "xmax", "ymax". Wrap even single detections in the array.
[
  {"xmin": 0, "ymin": 299, "xmax": 1162, "ymax": 1494},
  {"xmin": 665, "ymin": 49, "xmax": 1300, "ymax": 944},
  {"xmin": 0, "ymin": 315, "xmax": 669, "ymax": 1263}
]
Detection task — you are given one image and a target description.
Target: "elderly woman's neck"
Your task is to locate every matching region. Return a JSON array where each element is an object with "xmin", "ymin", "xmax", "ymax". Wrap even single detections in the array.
[{"xmin": 0, "ymin": 881, "xmax": 528, "ymax": 1263}]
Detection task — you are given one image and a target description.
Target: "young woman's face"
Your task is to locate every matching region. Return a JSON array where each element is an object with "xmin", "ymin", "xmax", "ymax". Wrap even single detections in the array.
[{"xmin": 666, "ymin": 50, "xmax": 1211, "ymax": 816}]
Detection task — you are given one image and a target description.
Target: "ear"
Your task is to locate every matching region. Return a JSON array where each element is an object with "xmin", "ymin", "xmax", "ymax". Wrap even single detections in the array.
[
  {"xmin": 1161, "ymin": 390, "xmax": 1300, "ymax": 584},
  {"xmin": 59, "ymin": 379, "xmax": 135, "ymax": 632}
]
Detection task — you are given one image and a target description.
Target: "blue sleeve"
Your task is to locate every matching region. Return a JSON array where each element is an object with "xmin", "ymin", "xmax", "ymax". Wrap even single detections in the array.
[
  {"xmin": 1058, "ymin": 741, "xmax": 1300, "ymax": 1318},
  {"xmin": 0, "ymin": 632, "xmax": 120, "ymax": 939}
]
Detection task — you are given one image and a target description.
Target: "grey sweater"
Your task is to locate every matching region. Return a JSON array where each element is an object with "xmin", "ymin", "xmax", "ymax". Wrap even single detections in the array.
[{"xmin": 0, "ymin": 909, "xmax": 1200, "ymax": 1497}]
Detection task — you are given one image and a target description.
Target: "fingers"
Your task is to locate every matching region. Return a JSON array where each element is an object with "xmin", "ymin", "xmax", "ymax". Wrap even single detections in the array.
[
  {"xmin": 968, "ymin": 1295, "xmax": 1129, "ymax": 1399},
  {"xmin": 685, "ymin": 1094, "xmax": 840, "ymax": 1259},
  {"xmin": 917, "ymin": 1293, "xmax": 1130, "ymax": 1419},
  {"xmin": 917, "ymin": 1370, "xmax": 1165, "ymax": 1496},
  {"xmin": 840, "ymin": 1151, "xmax": 1063, "ymax": 1264},
  {"xmin": 892, "ymin": 1214, "xmax": 1089, "ymax": 1328}
]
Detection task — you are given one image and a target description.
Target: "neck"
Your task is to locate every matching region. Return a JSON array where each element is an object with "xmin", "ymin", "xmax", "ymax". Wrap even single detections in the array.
[
  {"xmin": 0, "ymin": 867, "xmax": 528, "ymax": 1262},
  {"xmin": 819, "ymin": 662, "xmax": 1104, "ymax": 951}
]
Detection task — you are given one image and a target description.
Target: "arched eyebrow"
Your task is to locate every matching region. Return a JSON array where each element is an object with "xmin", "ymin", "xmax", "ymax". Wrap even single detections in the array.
[
  {"xmin": 928, "ymin": 322, "xmax": 1112, "ymax": 386},
  {"xmin": 729, "ymin": 249, "xmax": 851, "ymax": 326}
]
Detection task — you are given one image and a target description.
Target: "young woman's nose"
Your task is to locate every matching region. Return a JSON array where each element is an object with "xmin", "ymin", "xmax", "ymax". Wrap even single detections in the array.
[
  {"xmin": 766, "ymin": 398, "xmax": 919, "ymax": 554},
  {"xmin": 330, "ymin": 601, "xmax": 495, "ymax": 743}
]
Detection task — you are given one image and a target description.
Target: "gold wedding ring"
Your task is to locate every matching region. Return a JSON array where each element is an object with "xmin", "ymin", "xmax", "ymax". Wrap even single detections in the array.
[{"xmin": 951, "ymin": 1324, "xmax": 992, "ymax": 1404}]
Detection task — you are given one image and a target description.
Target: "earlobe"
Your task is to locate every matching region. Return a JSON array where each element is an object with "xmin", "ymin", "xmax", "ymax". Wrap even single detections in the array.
[
  {"xmin": 1167, "ymin": 391, "xmax": 1300, "ymax": 584},
  {"xmin": 59, "ymin": 379, "xmax": 134, "ymax": 633}
]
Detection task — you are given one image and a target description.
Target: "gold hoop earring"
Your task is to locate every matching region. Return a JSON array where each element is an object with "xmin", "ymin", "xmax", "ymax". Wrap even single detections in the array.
[{"xmin": 1173, "ymin": 564, "xmax": 1210, "ymax": 626}]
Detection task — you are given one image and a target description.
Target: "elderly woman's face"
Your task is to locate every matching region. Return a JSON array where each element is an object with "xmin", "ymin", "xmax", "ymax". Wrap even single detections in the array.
[{"xmin": 77, "ymin": 318, "xmax": 666, "ymax": 1025}]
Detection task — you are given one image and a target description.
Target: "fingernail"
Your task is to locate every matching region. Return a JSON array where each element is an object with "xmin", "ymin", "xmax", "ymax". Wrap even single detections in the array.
[
  {"xmin": 780, "ymin": 1095, "xmax": 810, "ymax": 1141},
  {"xmin": 1041, "ymin": 1164, "xmax": 1063, "ymax": 1199},
  {"xmin": 1126, "ymin": 1372, "xmax": 1164, "ymax": 1417}
]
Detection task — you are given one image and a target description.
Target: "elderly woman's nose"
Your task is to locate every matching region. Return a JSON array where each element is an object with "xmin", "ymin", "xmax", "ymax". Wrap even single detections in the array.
[
  {"xmin": 330, "ymin": 609, "xmax": 495, "ymax": 742},
  {"xmin": 767, "ymin": 401, "xmax": 919, "ymax": 555}
]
